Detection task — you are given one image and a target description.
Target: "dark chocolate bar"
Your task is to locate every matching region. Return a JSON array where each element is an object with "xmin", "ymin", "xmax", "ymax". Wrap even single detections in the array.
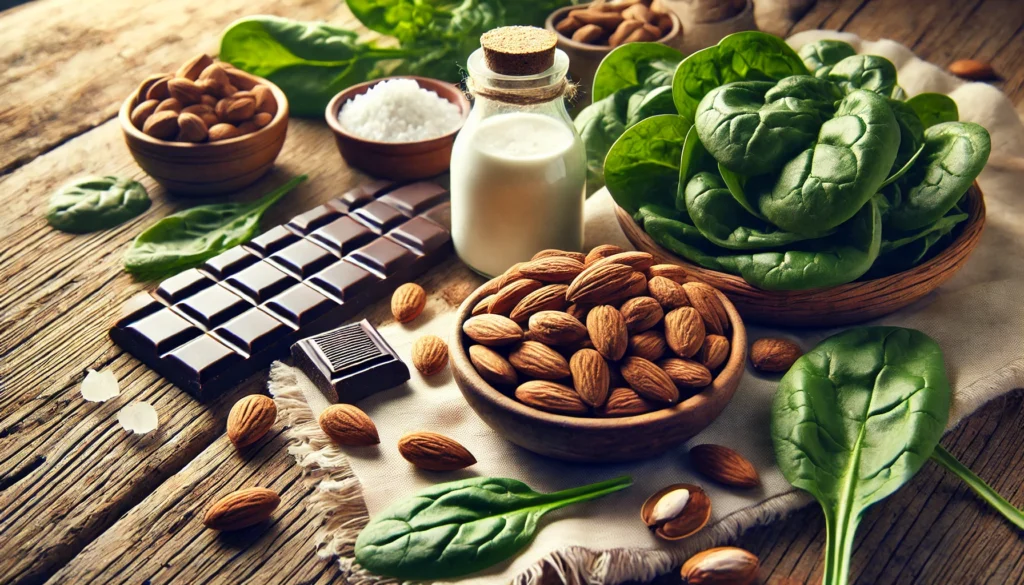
[
  {"xmin": 109, "ymin": 180, "xmax": 450, "ymax": 399},
  {"xmin": 291, "ymin": 319, "xmax": 410, "ymax": 403}
]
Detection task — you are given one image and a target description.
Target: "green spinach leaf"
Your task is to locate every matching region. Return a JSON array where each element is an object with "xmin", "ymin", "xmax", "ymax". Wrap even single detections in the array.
[
  {"xmin": 354, "ymin": 475, "xmax": 632, "ymax": 580},
  {"xmin": 906, "ymin": 92, "xmax": 959, "ymax": 129},
  {"xmin": 46, "ymin": 176, "xmax": 151, "ymax": 234},
  {"xmin": 798, "ymin": 39, "xmax": 856, "ymax": 77},
  {"xmin": 575, "ymin": 87, "xmax": 639, "ymax": 195},
  {"xmin": 592, "ymin": 42, "xmax": 684, "ymax": 101},
  {"xmin": 888, "ymin": 98, "xmax": 925, "ymax": 170},
  {"xmin": 124, "ymin": 175, "xmax": 307, "ymax": 280},
  {"xmin": 605, "ymin": 114, "xmax": 690, "ymax": 214},
  {"xmin": 626, "ymin": 85, "xmax": 676, "ymax": 126},
  {"xmin": 717, "ymin": 163, "xmax": 765, "ymax": 220},
  {"xmin": 826, "ymin": 54, "xmax": 898, "ymax": 97},
  {"xmin": 866, "ymin": 205, "xmax": 968, "ymax": 277}
]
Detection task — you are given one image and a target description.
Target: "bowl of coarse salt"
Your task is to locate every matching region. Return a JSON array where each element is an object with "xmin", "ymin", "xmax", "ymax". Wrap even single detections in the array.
[{"xmin": 326, "ymin": 76, "xmax": 470, "ymax": 180}]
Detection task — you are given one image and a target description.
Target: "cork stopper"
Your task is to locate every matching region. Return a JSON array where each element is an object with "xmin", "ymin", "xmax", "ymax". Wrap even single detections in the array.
[{"xmin": 480, "ymin": 26, "xmax": 558, "ymax": 76}]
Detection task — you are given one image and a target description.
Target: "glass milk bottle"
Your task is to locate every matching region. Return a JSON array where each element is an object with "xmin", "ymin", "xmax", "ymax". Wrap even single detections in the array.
[{"xmin": 450, "ymin": 31, "xmax": 586, "ymax": 278}]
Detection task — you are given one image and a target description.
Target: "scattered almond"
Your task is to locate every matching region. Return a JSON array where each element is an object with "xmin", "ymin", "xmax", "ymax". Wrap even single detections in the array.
[
  {"xmin": 412, "ymin": 335, "xmax": 449, "ymax": 376},
  {"xmin": 948, "ymin": 58, "xmax": 997, "ymax": 80},
  {"xmin": 203, "ymin": 487, "xmax": 280, "ymax": 531},
  {"xmin": 463, "ymin": 314, "xmax": 524, "ymax": 346},
  {"xmin": 469, "ymin": 344, "xmax": 518, "ymax": 387},
  {"xmin": 689, "ymin": 444, "xmax": 761, "ymax": 488},
  {"xmin": 509, "ymin": 340, "xmax": 571, "ymax": 380},
  {"xmin": 750, "ymin": 338, "xmax": 802, "ymax": 373},
  {"xmin": 680, "ymin": 547, "xmax": 758, "ymax": 585},
  {"xmin": 319, "ymin": 404, "xmax": 380, "ymax": 446},
  {"xmin": 398, "ymin": 432, "xmax": 476, "ymax": 471},
  {"xmin": 515, "ymin": 380, "xmax": 589, "ymax": 416},
  {"xmin": 569, "ymin": 348, "xmax": 611, "ymax": 407},
  {"xmin": 587, "ymin": 305, "xmax": 628, "ymax": 361},
  {"xmin": 392, "ymin": 283, "xmax": 426, "ymax": 323},
  {"xmin": 226, "ymin": 394, "xmax": 277, "ymax": 448}
]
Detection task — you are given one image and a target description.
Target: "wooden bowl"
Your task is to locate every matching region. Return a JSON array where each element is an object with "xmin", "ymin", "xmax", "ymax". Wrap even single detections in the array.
[
  {"xmin": 325, "ymin": 76, "xmax": 470, "ymax": 181},
  {"xmin": 616, "ymin": 184, "xmax": 987, "ymax": 327},
  {"xmin": 119, "ymin": 70, "xmax": 289, "ymax": 197},
  {"xmin": 449, "ymin": 283, "xmax": 748, "ymax": 462}
]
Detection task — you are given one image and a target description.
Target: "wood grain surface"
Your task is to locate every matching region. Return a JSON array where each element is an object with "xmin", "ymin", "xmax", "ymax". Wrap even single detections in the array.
[{"xmin": 0, "ymin": 0, "xmax": 1021, "ymax": 584}]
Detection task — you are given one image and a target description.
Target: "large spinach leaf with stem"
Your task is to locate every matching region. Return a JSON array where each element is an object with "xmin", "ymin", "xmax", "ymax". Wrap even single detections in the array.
[
  {"xmin": 124, "ymin": 175, "xmax": 307, "ymax": 280},
  {"xmin": 354, "ymin": 475, "xmax": 632, "ymax": 579},
  {"xmin": 592, "ymin": 42, "xmax": 684, "ymax": 101},
  {"xmin": 799, "ymin": 39, "xmax": 857, "ymax": 78},
  {"xmin": 906, "ymin": 92, "xmax": 959, "ymax": 129},
  {"xmin": 605, "ymin": 114, "xmax": 690, "ymax": 214},
  {"xmin": 47, "ymin": 176, "xmax": 151, "ymax": 234}
]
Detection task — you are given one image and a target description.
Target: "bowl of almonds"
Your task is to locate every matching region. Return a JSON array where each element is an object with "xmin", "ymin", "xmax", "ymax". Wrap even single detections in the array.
[
  {"xmin": 449, "ymin": 245, "xmax": 747, "ymax": 462},
  {"xmin": 118, "ymin": 53, "xmax": 289, "ymax": 196}
]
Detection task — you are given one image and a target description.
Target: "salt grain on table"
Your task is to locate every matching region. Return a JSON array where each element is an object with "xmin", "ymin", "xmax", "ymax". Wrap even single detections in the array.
[
  {"xmin": 80, "ymin": 368, "xmax": 120, "ymax": 402},
  {"xmin": 118, "ymin": 402, "xmax": 159, "ymax": 434},
  {"xmin": 339, "ymin": 78, "xmax": 463, "ymax": 142}
]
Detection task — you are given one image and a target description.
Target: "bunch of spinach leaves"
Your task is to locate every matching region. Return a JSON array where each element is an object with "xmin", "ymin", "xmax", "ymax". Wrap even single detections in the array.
[
  {"xmin": 772, "ymin": 327, "xmax": 1023, "ymax": 585},
  {"xmin": 578, "ymin": 33, "xmax": 991, "ymax": 290}
]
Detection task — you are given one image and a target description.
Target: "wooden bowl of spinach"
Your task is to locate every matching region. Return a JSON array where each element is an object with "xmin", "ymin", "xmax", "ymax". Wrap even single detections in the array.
[{"xmin": 577, "ymin": 33, "xmax": 990, "ymax": 326}]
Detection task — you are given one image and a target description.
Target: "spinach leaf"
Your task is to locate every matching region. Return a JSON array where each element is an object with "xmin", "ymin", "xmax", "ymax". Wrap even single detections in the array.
[
  {"xmin": 672, "ymin": 31, "xmax": 808, "ymax": 125},
  {"xmin": 354, "ymin": 475, "xmax": 632, "ymax": 580},
  {"xmin": 888, "ymin": 98, "xmax": 925, "ymax": 170},
  {"xmin": 124, "ymin": 175, "xmax": 307, "ymax": 280},
  {"xmin": 605, "ymin": 114, "xmax": 690, "ymax": 214},
  {"xmin": 879, "ymin": 143, "xmax": 924, "ymax": 189},
  {"xmin": 826, "ymin": 54, "xmax": 899, "ymax": 97},
  {"xmin": 717, "ymin": 163, "xmax": 765, "ymax": 220},
  {"xmin": 626, "ymin": 85, "xmax": 676, "ymax": 126},
  {"xmin": 798, "ymin": 39, "xmax": 856, "ymax": 77},
  {"xmin": 887, "ymin": 121, "xmax": 990, "ymax": 231},
  {"xmin": 46, "ymin": 176, "xmax": 150, "ymax": 234},
  {"xmin": 575, "ymin": 87, "xmax": 639, "ymax": 195},
  {"xmin": 592, "ymin": 42, "xmax": 684, "ymax": 101},
  {"xmin": 866, "ymin": 205, "xmax": 968, "ymax": 277},
  {"xmin": 906, "ymin": 92, "xmax": 959, "ymax": 129},
  {"xmin": 772, "ymin": 327, "xmax": 951, "ymax": 585}
]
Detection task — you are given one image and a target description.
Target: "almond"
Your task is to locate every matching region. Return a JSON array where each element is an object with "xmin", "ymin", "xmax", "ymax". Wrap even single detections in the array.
[
  {"xmin": 509, "ymin": 340, "xmax": 571, "ymax": 380},
  {"xmin": 620, "ymin": 296, "xmax": 663, "ymax": 334},
  {"xmin": 584, "ymin": 244, "xmax": 625, "ymax": 267},
  {"xmin": 566, "ymin": 262, "xmax": 634, "ymax": 304},
  {"xmin": 565, "ymin": 303, "xmax": 590, "ymax": 321},
  {"xmin": 750, "ymin": 338, "xmax": 802, "ymax": 373},
  {"xmin": 463, "ymin": 314, "xmax": 524, "ymax": 346},
  {"xmin": 155, "ymin": 97, "xmax": 183, "ymax": 114},
  {"xmin": 699, "ymin": 334, "xmax": 730, "ymax": 371},
  {"xmin": 199, "ymin": 62, "xmax": 231, "ymax": 86},
  {"xmin": 252, "ymin": 84, "xmax": 278, "ymax": 115},
  {"xmin": 176, "ymin": 53, "xmax": 214, "ymax": 80},
  {"xmin": 648, "ymin": 276, "xmax": 689, "ymax": 309},
  {"xmin": 531, "ymin": 249, "xmax": 586, "ymax": 263},
  {"xmin": 496, "ymin": 262, "xmax": 526, "ymax": 289},
  {"xmin": 412, "ymin": 335, "xmax": 448, "ymax": 376},
  {"xmin": 469, "ymin": 344, "xmax": 518, "ymax": 387},
  {"xmin": 208, "ymin": 123, "xmax": 241, "ymax": 142},
  {"xmin": 604, "ymin": 272, "xmax": 648, "ymax": 304},
  {"xmin": 688, "ymin": 444, "xmax": 761, "ymax": 488},
  {"xmin": 236, "ymin": 120, "xmax": 259, "ymax": 135},
  {"xmin": 201, "ymin": 94, "xmax": 218, "ymax": 106},
  {"xmin": 225, "ymin": 96, "xmax": 256, "ymax": 123},
  {"xmin": 226, "ymin": 394, "xmax": 277, "ymax": 448},
  {"xmin": 318, "ymin": 404, "xmax": 380, "ymax": 446},
  {"xmin": 588, "ymin": 251, "xmax": 655, "ymax": 272},
  {"xmin": 628, "ymin": 330, "xmax": 667, "ymax": 361},
  {"xmin": 490, "ymin": 278, "xmax": 544, "ymax": 315},
  {"xmin": 527, "ymin": 310, "xmax": 588, "ymax": 345},
  {"xmin": 658, "ymin": 357, "xmax": 713, "ymax": 389},
  {"xmin": 135, "ymin": 73, "xmax": 167, "ymax": 104},
  {"xmin": 509, "ymin": 284, "xmax": 568, "ymax": 322},
  {"xmin": 142, "ymin": 110, "xmax": 179, "ymax": 140},
  {"xmin": 145, "ymin": 75, "xmax": 172, "ymax": 101},
  {"xmin": 596, "ymin": 387, "xmax": 658, "ymax": 417},
  {"xmin": 587, "ymin": 305, "xmax": 628, "ymax": 361},
  {"xmin": 569, "ymin": 348, "xmax": 610, "ymax": 407},
  {"xmin": 130, "ymin": 99, "xmax": 159, "ymax": 129},
  {"xmin": 224, "ymin": 65, "xmax": 257, "ymax": 91},
  {"xmin": 391, "ymin": 282, "xmax": 426, "ymax": 323},
  {"xmin": 948, "ymin": 58, "xmax": 997, "ymax": 80},
  {"xmin": 168, "ymin": 77, "xmax": 203, "ymax": 105},
  {"xmin": 620, "ymin": 356, "xmax": 679, "ymax": 404},
  {"xmin": 398, "ymin": 432, "xmax": 476, "ymax": 471},
  {"xmin": 199, "ymin": 76, "xmax": 233, "ymax": 99},
  {"xmin": 253, "ymin": 112, "xmax": 273, "ymax": 128},
  {"xmin": 472, "ymin": 294, "xmax": 495, "ymax": 316},
  {"xmin": 680, "ymin": 547, "xmax": 759, "ymax": 585},
  {"xmin": 646, "ymin": 263, "xmax": 688, "ymax": 283},
  {"xmin": 176, "ymin": 112, "xmax": 208, "ymax": 142},
  {"xmin": 682, "ymin": 282, "xmax": 729, "ymax": 336},
  {"xmin": 664, "ymin": 307, "xmax": 705, "ymax": 358},
  {"xmin": 515, "ymin": 380, "xmax": 589, "ymax": 415},
  {"xmin": 203, "ymin": 487, "xmax": 280, "ymax": 531},
  {"xmin": 519, "ymin": 256, "xmax": 585, "ymax": 283}
]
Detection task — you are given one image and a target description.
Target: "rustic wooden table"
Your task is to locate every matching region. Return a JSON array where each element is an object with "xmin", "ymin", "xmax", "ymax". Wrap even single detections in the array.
[{"xmin": 1, "ymin": 0, "xmax": 1021, "ymax": 584}]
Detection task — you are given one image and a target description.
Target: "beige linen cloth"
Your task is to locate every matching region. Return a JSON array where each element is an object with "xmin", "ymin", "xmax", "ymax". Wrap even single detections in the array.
[{"xmin": 269, "ymin": 32, "xmax": 1024, "ymax": 585}]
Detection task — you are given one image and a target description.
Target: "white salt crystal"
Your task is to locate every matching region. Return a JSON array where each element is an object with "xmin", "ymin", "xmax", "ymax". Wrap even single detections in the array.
[
  {"xmin": 339, "ymin": 78, "xmax": 463, "ymax": 143},
  {"xmin": 80, "ymin": 368, "xmax": 120, "ymax": 402},
  {"xmin": 118, "ymin": 402, "xmax": 159, "ymax": 434}
]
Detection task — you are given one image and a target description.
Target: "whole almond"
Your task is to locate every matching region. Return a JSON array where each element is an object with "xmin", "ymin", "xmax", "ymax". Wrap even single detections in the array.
[
  {"xmin": 176, "ymin": 112, "xmax": 208, "ymax": 142},
  {"xmin": 318, "ymin": 404, "xmax": 379, "ymax": 446},
  {"xmin": 225, "ymin": 97, "xmax": 256, "ymax": 123},
  {"xmin": 683, "ymin": 282, "xmax": 729, "ymax": 336},
  {"xmin": 135, "ymin": 73, "xmax": 167, "ymax": 104},
  {"xmin": 472, "ymin": 294, "xmax": 495, "ymax": 316},
  {"xmin": 664, "ymin": 306, "xmax": 705, "ymax": 358},
  {"xmin": 509, "ymin": 284, "xmax": 568, "ymax": 322},
  {"xmin": 596, "ymin": 387, "xmax": 658, "ymax": 417},
  {"xmin": 588, "ymin": 251, "xmax": 655, "ymax": 272},
  {"xmin": 168, "ymin": 77, "xmax": 203, "ymax": 105},
  {"xmin": 155, "ymin": 98, "xmax": 183, "ymax": 114},
  {"xmin": 412, "ymin": 335, "xmax": 448, "ymax": 376},
  {"xmin": 199, "ymin": 77, "xmax": 233, "ymax": 99},
  {"xmin": 519, "ymin": 256, "xmax": 585, "ymax": 283},
  {"xmin": 646, "ymin": 263, "xmax": 688, "ymax": 283},
  {"xmin": 253, "ymin": 112, "xmax": 273, "ymax": 128},
  {"xmin": 587, "ymin": 305, "xmax": 628, "ymax": 361},
  {"xmin": 570, "ymin": 348, "xmax": 610, "ymax": 407},
  {"xmin": 226, "ymin": 394, "xmax": 277, "ymax": 448},
  {"xmin": 183, "ymin": 104, "xmax": 218, "ymax": 128},
  {"xmin": 689, "ymin": 444, "xmax": 761, "ymax": 488},
  {"xmin": 515, "ymin": 380, "xmax": 589, "ymax": 415},
  {"xmin": 532, "ymin": 249, "xmax": 586, "ymax": 263},
  {"xmin": 145, "ymin": 75, "xmax": 172, "ymax": 101},
  {"xmin": 463, "ymin": 314, "xmax": 524, "ymax": 346},
  {"xmin": 648, "ymin": 276, "xmax": 689, "ymax": 309},
  {"xmin": 398, "ymin": 432, "xmax": 476, "ymax": 471},
  {"xmin": 199, "ymin": 62, "xmax": 231, "ymax": 85},
  {"xmin": 585, "ymin": 244, "xmax": 625, "ymax": 267},
  {"xmin": 659, "ymin": 357, "xmax": 713, "ymax": 389},
  {"xmin": 490, "ymin": 278, "xmax": 544, "ymax": 315},
  {"xmin": 176, "ymin": 53, "xmax": 214, "ymax": 80},
  {"xmin": 620, "ymin": 356, "xmax": 679, "ymax": 404},
  {"xmin": 680, "ymin": 547, "xmax": 759, "ymax": 585},
  {"xmin": 700, "ymin": 334, "xmax": 730, "ymax": 371},
  {"xmin": 224, "ymin": 65, "xmax": 257, "ymax": 91},
  {"xmin": 469, "ymin": 344, "xmax": 518, "ymax": 387},
  {"xmin": 496, "ymin": 262, "xmax": 526, "ymax": 289},
  {"xmin": 750, "ymin": 338, "xmax": 802, "ymax": 373},
  {"xmin": 629, "ymin": 330, "xmax": 667, "ymax": 361},
  {"xmin": 142, "ymin": 110, "xmax": 179, "ymax": 140},
  {"xmin": 948, "ymin": 59, "xmax": 997, "ymax": 80},
  {"xmin": 392, "ymin": 282, "xmax": 426, "ymax": 323},
  {"xmin": 236, "ymin": 121, "xmax": 259, "ymax": 135},
  {"xmin": 620, "ymin": 296, "xmax": 663, "ymax": 334},
  {"xmin": 208, "ymin": 123, "xmax": 241, "ymax": 142},
  {"xmin": 528, "ymin": 310, "xmax": 588, "ymax": 345},
  {"xmin": 130, "ymin": 99, "xmax": 159, "ymax": 129},
  {"xmin": 566, "ymin": 262, "xmax": 634, "ymax": 304},
  {"xmin": 203, "ymin": 487, "xmax": 280, "ymax": 531},
  {"xmin": 509, "ymin": 340, "xmax": 571, "ymax": 380},
  {"xmin": 609, "ymin": 19, "xmax": 644, "ymax": 47},
  {"xmin": 252, "ymin": 84, "xmax": 279, "ymax": 115}
]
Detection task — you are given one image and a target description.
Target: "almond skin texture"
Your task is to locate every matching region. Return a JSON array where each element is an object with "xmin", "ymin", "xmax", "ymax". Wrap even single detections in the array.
[
  {"xmin": 664, "ymin": 306, "xmax": 705, "ymax": 358},
  {"xmin": 155, "ymin": 97, "xmax": 184, "ymax": 114},
  {"xmin": 226, "ymin": 394, "xmax": 277, "ymax": 448},
  {"xmin": 620, "ymin": 296, "xmax": 663, "ymax": 333},
  {"xmin": 596, "ymin": 387, "xmax": 658, "ymax": 417},
  {"xmin": 585, "ymin": 244, "xmax": 625, "ymax": 267},
  {"xmin": 392, "ymin": 283, "xmax": 426, "ymax": 323},
  {"xmin": 142, "ymin": 110, "xmax": 179, "ymax": 140},
  {"xmin": 532, "ymin": 249, "xmax": 586, "ymax": 263},
  {"xmin": 469, "ymin": 344, "xmax": 518, "ymax": 387},
  {"xmin": 508, "ymin": 341, "xmax": 571, "ymax": 380},
  {"xmin": 412, "ymin": 335, "xmax": 449, "ymax": 376},
  {"xmin": 208, "ymin": 123, "xmax": 241, "ymax": 142},
  {"xmin": 398, "ymin": 432, "xmax": 476, "ymax": 471},
  {"xmin": 168, "ymin": 77, "xmax": 203, "ymax": 105},
  {"xmin": 700, "ymin": 334, "xmax": 730, "ymax": 371},
  {"xmin": 948, "ymin": 58, "xmax": 997, "ymax": 80},
  {"xmin": 176, "ymin": 53, "xmax": 214, "ymax": 80},
  {"xmin": 145, "ymin": 75, "xmax": 172, "ymax": 101},
  {"xmin": 648, "ymin": 276, "xmax": 689, "ymax": 309},
  {"xmin": 318, "ymin": 404, "xmax": 380, "ymax": 446},
  {"xmin": 587, "ymin": 305, "xmax": 628, "ymax": 361},
  {"xmin": 689, "ymin": 444, "xmax": 761, "ymax": 488},
  {"xmin": 515, "ymin": 380, "xmax": 589, "ymax": 415},
  {"xmin": 569, "ymin": 348, "xmax": 611, "ymax": 407},
  {"xmin": 682, "ymin": 282, "xmax": 729, "ymax": 336},
  {"xmin": 750, "ymin": 338, "xmax": 802, "ymax": 373},
  {"xmin": 566, "ymin": 262, "xmax": 634, "ymax": 304},
  {"xmin": 176, "ymin": 112, "xmax": 208, "ymax": 142},
  {"xmin": 659, "ymin": 357, "xmax": 713, "ymax": 389},
  {"xmin": 680, "ymin": 546, "xmax": 759, "ymax": 585},
  {"xmin": 518, "ymin": 256, "xmax": 585, "ymax": 283},
  {"xmin": 463, "ymin": 314, "xmax": 524, "ymax": 346},
  {"xmin": 489, "ymin": 278, "xmax": 544, "ymax": 315},
  {"xmin": 225, "ymin": 96, "xmax": 257, "ymax": 123},
  {"xmin": 646, "ymin": 263, "xmax": 688, "ymax": 283},
  {"xmin": 472, "ymin": 294, "xmax": 495, "ymax": 316},
  {"xmin": 588, "ymin": 251, "xmax": 654, "ymax": 272},
  {"xmin": 252, "ymin": 84, "xmax": 279, "ymax": 115},
  {"xmin": 528, "ymin": 310, "xmax": 588, "ymax": 345},
  {"xmin": 628, "ymin": 330, "xmax": 667, "ymax": 361},
  {"xmin": 565, "ymin": 302, "xmax": 590, "ymax": 321},
  {"xmin": 130, "ymin": 99, "xmax": 159, "ymax": 129},
  {"xmin": 620, "ymin": 356, "xmax": 679, "ymax": 404},
  {"xmin": 203, "ymin": 487, "xmax": 280, "ymax": 531},
  {"xmin": 496, "ymin": 262, "xmax": 526, "ymax": 289},
  {"xmin": 509, "ymin": 284, "xmax": 569, "ymax": 322}
]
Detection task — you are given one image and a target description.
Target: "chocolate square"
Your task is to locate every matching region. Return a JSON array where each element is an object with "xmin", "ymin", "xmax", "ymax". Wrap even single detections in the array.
[
  {"xmin": 203, "ymin": 247, "xmax": 259, "ymax": 280},
  {"xmin": 156, "ymin": 268, "xmax": 214, "ymax": 304},
  {"xmin": 351, "ymin": 200, "xmax": 406, "ymax": 234},
  {"xmin": 346, "ymin": 238, "xmax": 416, "ymax": 277},
  {"xmin": 388, "ymin": 216, "xmax": 451, "ymax": 255},
  {"xmin": 309, "ymin": 216, "xmax": 375, "ymax": 256},
  {"xmin": 328, "ymin": 180, "xmax": 394, "ymax": 212},
  {"xmin": 420, "ymin": 201, "xmax": 451, "ymax": 230},
  {"xmin": 287, "ymin": 204, "xmax": 342, "ymax": 235},
  {"xmin": 378, "ymin": 182, "xmax": 449, "ymax": 217},
  {"xmin": 124, "ymin": 308, "xmax": 202, "ymax": 355},
  {"xmin": 246, "ymin": 225, "xmax": 299, "ymax": 256},
  {"xmin": 269, "ymin": 240, "xmax": 337, "ymax": 279},
  {"xmin": 225, "ymin": 262, "xmax": 298, "ymax": 304},
  {"xmin": 214, "ymin": 308, "xmax": 293, "ymax": 355},
  {"xmin": 116, "ymin": 292, "xmax": 164, "ymax": 328},
  {"xmin": 263, "ymin": 284, "xmax": 338, "ymax": 328},
  {"xmin": 164, "ymin": 335, "xmax": 244, "ymax": 387},
  {"xmin": 175, "ymin": 284, "xmax": 251, "ymax": 329},
  {"xmin": 307, "ymin": 260, "xmax": 380, "ymax": 302}
]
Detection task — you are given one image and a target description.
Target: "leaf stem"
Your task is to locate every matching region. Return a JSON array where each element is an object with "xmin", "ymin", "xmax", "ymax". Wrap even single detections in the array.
[
  {"xmin": 254, "ymin": 174, "xmax": 308, "ymax": 213},
  {"xmin": 931, "ymin": 445, "xmax": 1024, "ymax": 530},
  {"xmin": 537, "ymin": 476, "xmax": 633, "ymax": 510}
]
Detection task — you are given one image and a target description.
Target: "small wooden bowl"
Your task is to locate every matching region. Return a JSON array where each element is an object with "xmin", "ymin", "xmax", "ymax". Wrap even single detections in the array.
[
  {"xmin": 325, "ymin": 76, "xmax": 470, "ymax": 181},
  {"xmin": 449, "ymin": 284, "xmax": 748, "ymax": 462},
  {"xmin": 119, "ymin": 70, "xmax": 289, "ymax": 197},
  {"xmin": 616, "ymin": 184, "xmax": 986, "ymax": 327}
]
